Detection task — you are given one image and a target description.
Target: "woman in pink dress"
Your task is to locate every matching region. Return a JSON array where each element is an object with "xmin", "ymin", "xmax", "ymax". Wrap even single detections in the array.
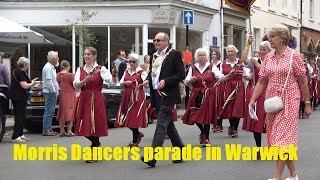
[
  {"xmin": 241, "ymin": 36, "xmax": 271, "ymax": 159},
  {"xmin": 218, "ymin": 45, "xmax": 251, "ymax": 138},
  {"xmin": 57, "ymin": 60, "xmax": 76, "ymax": 137},
  {"xmin": 114, "ymin": 53, "xmax": 148, "ymax": 147},
  {"xmin": 182, "ymin": 48, "xmax": 234, "ymax": 145},
  {"xmin": 249, "ymin": 24, "xmax": 311, "ymax": 180},
  {"xmin": 73, "ymin": 47, "xmax": 116, "ymax": 163}
]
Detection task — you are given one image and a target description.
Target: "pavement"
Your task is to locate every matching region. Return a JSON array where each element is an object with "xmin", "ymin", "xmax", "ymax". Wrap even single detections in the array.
[{"xmin": 1, "ymin": 108, "xmax": 320, "ymax": 179}]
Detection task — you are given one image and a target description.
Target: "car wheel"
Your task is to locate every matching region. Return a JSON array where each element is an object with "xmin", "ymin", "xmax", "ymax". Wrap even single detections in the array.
[{"xmin": 148, "ymin": 117, "xmax": 155, "ymax": 124}]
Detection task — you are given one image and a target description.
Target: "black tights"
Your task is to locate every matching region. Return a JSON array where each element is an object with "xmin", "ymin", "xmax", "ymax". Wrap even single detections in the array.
[
  {"xmin": 299, "ymin": 102, "xmax": 305, "ymax": 114},
  {"xmin": 85, "ymin": 136, "xmax": 100, "ymax": 147},
  {"xmin": 229, "ymin": 118, "xmax": 240, "ymax": 131},
  {"xmin": 129, "ymin": 128, "xmax": 139, "ymax": 143},
  {"xmin": 196, "ymin": 123, "xmax": 210, "ymax": 139},
  {"xmin": 253, "ymin": 132, "xmax": 262, "ymax": 147}
]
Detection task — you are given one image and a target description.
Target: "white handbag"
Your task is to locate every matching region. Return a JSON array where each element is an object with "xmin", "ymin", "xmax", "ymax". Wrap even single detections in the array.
[{"xmin": 264, "ymin": 50, "xmax": 294, "ymax": 113}]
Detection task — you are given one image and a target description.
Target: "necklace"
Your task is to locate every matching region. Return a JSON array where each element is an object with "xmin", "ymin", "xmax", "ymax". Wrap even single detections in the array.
[{"xmin": 152, "ymin": 49, "xmax": 173, "ymax": 77}]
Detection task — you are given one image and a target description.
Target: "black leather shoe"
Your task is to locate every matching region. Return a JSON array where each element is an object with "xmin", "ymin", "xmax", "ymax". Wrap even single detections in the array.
[{"xmin": 141, "ymin": 156, "xmax": 156, "ymax": 167}]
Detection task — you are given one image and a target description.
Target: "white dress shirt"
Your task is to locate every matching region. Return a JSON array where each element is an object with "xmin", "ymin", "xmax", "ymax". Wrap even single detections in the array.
[
  {"xmin": 73, "ymin": 62, "xmax": 114, "ymax": 89},
  {"xmin": 219, "ymin": 58, "xmax": 250, "ymax": 77},
  {"xmin": 185, "ymin": 62, "xmax": 224, "ymax": 85},
  {"xmin": 151, "ymin": 47, "xmax": 169, "ymax": 90},
  {"xmin": 120, "ymin": 66, "xmax": 148, "ymax": 83}
]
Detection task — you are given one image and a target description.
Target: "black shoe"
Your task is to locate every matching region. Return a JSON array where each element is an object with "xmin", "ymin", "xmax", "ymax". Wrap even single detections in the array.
[{"xmin": 141, "ymin": 156, "xmax": 156, "ymax": 167}]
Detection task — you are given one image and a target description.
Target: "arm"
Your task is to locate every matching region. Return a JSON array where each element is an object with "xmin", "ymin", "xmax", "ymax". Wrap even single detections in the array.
[
  {"xmin": 241, "ymin": 35, "xmax": 254, "ymax": 65},
  {"xmin": 249, "ymin": 78, "xmax": 268, "ymax": 106},
  {"xmin": 184, "ymin": 66, "xmax": 193, "ymax": 86},
  {"xmin": 3, "ymin": 65, "xmax": 10, "ymax": 86},
  {"xmin": 101, "ymin": 66, "xmax": 117, "ymax": 86},
  {"xmin": 46, "ymin": 79, "xmax": 57, "ymax": 92},
  {"xmin": 163, "ymin": 51, "xmax": 185, "ymax": 87},
  {"xmin": 73, "ymin": 67, "xmax": 92, "ymax": 89},
  {"xmin": 20, "ymin": 81, "xmax": 36, "ymax": 90}
]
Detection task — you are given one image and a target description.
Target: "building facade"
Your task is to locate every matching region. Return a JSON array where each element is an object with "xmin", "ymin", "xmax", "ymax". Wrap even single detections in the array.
[
  {"xmin": 249, "ymin": 0, "xmax": 301, "ymax": 53},
  {"xmin": 0, "ymin": 0, "xmax": 219, "ymax": 77},
  {"xmin": 300, "ymin": 0, "xmax": 320, "ymax": 62}
]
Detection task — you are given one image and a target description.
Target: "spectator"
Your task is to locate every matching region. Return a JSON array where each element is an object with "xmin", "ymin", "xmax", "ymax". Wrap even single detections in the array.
[
  {"xmin": 0, "ymin": 54, "xmax": 10, "ymax": 138},
  {"xmin": 113, "ymin": 50, "xmax": 126, "ymax": 69},
  {"xmin": 42, "ymin": 51, "xmax": 60, "ymax": 136},
  {"xmin": 10, "ymin": 57, "xmax": 37, "ymax": 143}
]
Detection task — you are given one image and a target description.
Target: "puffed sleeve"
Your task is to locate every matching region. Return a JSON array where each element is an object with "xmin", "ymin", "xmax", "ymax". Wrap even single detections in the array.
[
  {"xmin": 100, "ymin": 66, "xmax": 116, "ymax": 86},
  {"xmin": 73, "ymin": 67, "xmax": 81, "ymax": 88},
  {"xmin": 141, "ymin": 71, "xmax": 148, "ymax": 81},
  {"xmin": 292, "ymin": 52, "xmax": 306, "ymax": 77},
  {"xmin": 185, "ymin": 66, "xmax": 193, "ymax": 85},
  {"xmin": 212, "ymin": 65, "xmax": 223, "ymax": 80},
  {"xmin": 258, "ymin": 55, "xmax": 269, "ymax": 79}
]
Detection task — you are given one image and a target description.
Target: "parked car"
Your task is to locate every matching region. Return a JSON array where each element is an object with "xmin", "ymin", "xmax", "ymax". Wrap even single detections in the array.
[{"xmin": 24, "ymin": 82, "xmax": 122, "ymax": 132}]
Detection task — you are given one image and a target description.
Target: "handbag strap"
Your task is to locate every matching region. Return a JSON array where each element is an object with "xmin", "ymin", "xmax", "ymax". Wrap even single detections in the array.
[{"xmin": 281, "ymin": 50, "xmax": 294, "ymax": 95}]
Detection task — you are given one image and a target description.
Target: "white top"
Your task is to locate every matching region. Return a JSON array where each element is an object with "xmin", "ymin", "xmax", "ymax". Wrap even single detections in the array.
[
  {"xmin": 212, "ymin": 60, "xmax": 222, "ymax": 66},
  {"xmin": 219, "ymin": 58, "xmax": 250, "ymax": 77},
  {"xmin": 73, "ymin": 62, "xmax": 114, "ymax": 89},
  {"xmin": 119, "ymin": 66, "xmax": 148, "ymax": 83},
  {"xmin": 42, "ymin": 62, "xmax": 59, "ymax": 93},
  {"xmin": 151, "ymin": 47, "xmax": 169, "ymax": 90},
  {"xmin": 306, "ymin": 63, "xmax": 313, "ymax": 77},
  {"xmin": 185, "ymin": 62, "xmax": 224, "ymax": 84}
]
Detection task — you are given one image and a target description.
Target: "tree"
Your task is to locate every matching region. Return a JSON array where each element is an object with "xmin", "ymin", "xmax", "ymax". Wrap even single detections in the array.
[{"xmin": 64, "ymin": 9, "xmax": 97, "ymax": 49}]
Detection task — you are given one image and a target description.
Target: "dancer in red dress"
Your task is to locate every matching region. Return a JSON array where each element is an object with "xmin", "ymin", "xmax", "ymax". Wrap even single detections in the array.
[
  {"xmin": 210, "ymin": 49, "xmax": 225, "ymax": 133},
  {"xmin": 73, "ymin": 47, "xmax": 116, "ymax": 163},
  {"xmin": 310, "ymin": 61, "xmax": 318, "ymax": 109},
  {"xmin": 182, "ymin": 48, "xmax": 234, "ymax": 145},
  {"xmin": 241, "ymin": 36, "xmax": 271, "ymax": 159},
  {"xmin": 218, "ymin": 45, "xmax": 251, "ymax": 138},
  {"xmin": 115, "ymin": 53, "xmax": 148, "ymax": 147}
]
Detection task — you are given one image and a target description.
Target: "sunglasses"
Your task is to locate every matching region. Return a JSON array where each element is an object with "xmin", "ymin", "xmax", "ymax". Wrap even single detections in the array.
[
  {"xmin": 129, "ymin": 61, "xmax": 137, "ymax": 64},
  {"xmin": 153, "ymin": 39, "xmax": 165, "ymax": 43}
]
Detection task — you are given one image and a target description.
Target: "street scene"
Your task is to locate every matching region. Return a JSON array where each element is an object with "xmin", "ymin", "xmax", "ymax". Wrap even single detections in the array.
[{"xmin": 1, "ymin": 0, "xmax": 320, "ymax": 180}]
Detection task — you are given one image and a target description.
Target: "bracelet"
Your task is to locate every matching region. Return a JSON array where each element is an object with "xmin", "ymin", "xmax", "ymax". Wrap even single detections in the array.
[{"xmin": 305, "ymin": 101, "xmax": 311, "ymax": 104}]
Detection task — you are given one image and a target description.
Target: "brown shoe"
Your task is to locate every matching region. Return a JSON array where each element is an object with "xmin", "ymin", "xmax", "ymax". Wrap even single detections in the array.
[
  {"xmin": 128, "ymin": 142, "xmax": 138, "ymax": 148},
  {"xmin": 202, "ymin": 138, "xmax": 211, "ymax": 147},
  {"xmin": 136, "ymin": 132, "xmax": 144, "ymax": 144},
  {"xmin": 231, "ymin": 130, "xmax": 238, "ymax": 138},
  {"xmin": 199, "ymin": 133, "xmax": 204, "ymax": 145}
]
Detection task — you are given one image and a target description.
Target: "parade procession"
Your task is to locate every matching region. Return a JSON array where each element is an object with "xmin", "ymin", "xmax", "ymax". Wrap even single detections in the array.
[{"xmin": 1, "ymin": 0, "xmax": 320, "ymax": 180}]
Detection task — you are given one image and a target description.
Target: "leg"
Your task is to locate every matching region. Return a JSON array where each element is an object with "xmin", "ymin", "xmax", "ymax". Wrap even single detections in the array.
[
  {"xmin": 67, "ymin": 121, "xmax": 73, "ymax": 134},
  {"xmin": 43, "ymin": 93, "xmax": 57, "ymax": 133},
  {"xmin": 253, "ymin": 132, "xmax": 262, "ymax": 159},
  {"xmin": 59, "ymin": 121, "xmax": 66, "ymax": 136},
  {"xmin": 231, "ymin": 118, "xmax": 240, "ymax": 138},
  {"xmin": 228, "ymin": 119, "xmax": 234, "ymax": 135},
  {"xmin": 85, "ymin": 136, "xmax": 100, "ymax": 163},
  {"xmin": 203, "ymin": 124, "xmax": 211, "ymax": 145},
  {"xmin": 274, "ymin": 160, "xmax": 286, "ymax": 180},
  {"xmin": 196, "ymin": 123, "xmax": 205, "ymax": 144},
  {"xmin": 286, "ymin": 160, "xmax": 297, "ymax": 178},
  {"xmin": 195, "ymin": 123, "xmax": 204, "ymax": 133},
  {"xmin": 129, "ymin": 128, "xmax": 139, "ymax": 143},
  {"xmin": 11, "ymin": 101, "xmax": 26, "ymax": 140}
]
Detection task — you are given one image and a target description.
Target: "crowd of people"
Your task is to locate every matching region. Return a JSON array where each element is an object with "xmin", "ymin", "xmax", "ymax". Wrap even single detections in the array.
[{"xmin": 0, "ymin": 24, "xmax": 319, "ymax": 180}]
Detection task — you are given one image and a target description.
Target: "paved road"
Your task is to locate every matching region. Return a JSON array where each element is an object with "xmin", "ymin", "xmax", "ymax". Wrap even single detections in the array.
[{"xmin": 0, "ymin": 110, "xmax": 320, "ymax": 180}]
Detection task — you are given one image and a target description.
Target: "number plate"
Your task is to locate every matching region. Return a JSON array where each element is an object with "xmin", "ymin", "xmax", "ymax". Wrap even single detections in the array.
[{"xmin": 30, "ymin": 97, "xmax": 45, "ymax": 103}]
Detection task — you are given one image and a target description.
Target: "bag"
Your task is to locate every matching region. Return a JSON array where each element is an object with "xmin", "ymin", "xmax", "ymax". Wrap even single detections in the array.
[{"xmin": 264, "ymin": 50, "xmax": 294, "ymax": 113}]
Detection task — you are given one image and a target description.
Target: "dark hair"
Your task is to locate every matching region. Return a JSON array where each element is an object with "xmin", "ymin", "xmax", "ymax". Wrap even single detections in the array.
[
  {"xmin": 118, "ymin": 50, "xmax": 125, "ymax": 56},
  {"xmin": 211, "ymin": 49, "xmax": 221, "ymax": 60},
  {"xmin": 85, "ymin": 47, "xmax": 97, "ymax": 56}
]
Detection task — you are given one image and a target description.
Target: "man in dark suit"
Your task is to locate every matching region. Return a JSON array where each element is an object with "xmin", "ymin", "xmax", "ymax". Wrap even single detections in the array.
[{"xmin": 141, "ymin": 32, "xmax": 185, "ymax": 167}]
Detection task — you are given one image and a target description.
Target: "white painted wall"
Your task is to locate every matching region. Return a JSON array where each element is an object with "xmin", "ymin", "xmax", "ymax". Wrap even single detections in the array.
[
  {"xmin": 301, "ymin": 0, "xmax": 320, "ymax": 30},
  {"xmin": 249, "ymin": 0, "xmax": 301, "ymax": 52}
]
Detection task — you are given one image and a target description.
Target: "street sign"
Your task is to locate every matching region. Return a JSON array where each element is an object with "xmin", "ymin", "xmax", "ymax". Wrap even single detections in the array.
[{"xmin": 183, "ymin": 10, "xmax": 194, "ymax": 25}]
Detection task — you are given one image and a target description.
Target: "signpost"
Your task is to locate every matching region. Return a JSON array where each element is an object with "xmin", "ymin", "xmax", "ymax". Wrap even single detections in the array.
[{"xmin": 183, "ymin": 10, "xmax": 194, "ymax": 109}]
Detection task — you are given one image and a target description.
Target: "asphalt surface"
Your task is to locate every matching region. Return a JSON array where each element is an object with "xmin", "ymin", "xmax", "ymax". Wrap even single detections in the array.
[{"xmin": 0, "ymin": 109, "xmax": 319, "ymax": 180}]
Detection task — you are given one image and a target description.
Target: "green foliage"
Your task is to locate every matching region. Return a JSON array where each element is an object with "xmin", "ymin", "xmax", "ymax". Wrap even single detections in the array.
[
  {"xmin": 64, "ymin": 9, "xmax": 97, "ymax": 49},
  {"xmin": 10, "ymin": 48, "xmax": 23, "ymax": 71}
]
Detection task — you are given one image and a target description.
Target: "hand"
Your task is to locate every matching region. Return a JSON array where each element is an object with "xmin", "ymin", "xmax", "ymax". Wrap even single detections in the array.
[
  {"xmin": 248, "ymin": 99, "xmax": 256, "ymax": 109},
  {"xmin": 190, "ymin": 76, "xmax": 197, "ymax": 83},
  {"xmin": 158, "ymin": 80, "xmax": 165, "ymax": 90},
  {"xmin": 123, "ymin": 81, "xmax": 133, "ymax": 86},
  {"xmin": 304, "ymin": 104, "xmax": 312, "ymax": 118},
  {"xmin": 84, "ymin": 74, "xmax": 93, "ymax": 83},
  {"xmin": 32, "ymin": 77, "xmax": 39, "ymax": 81},
  {"xmin": 228, "ymin": 69, "xmax": 236, "ymax": 77},
  {"xmin": 247, "ymin": 35, "xmax": 254, "ymax": 45},
  {"xmin": 245, "ymin": 73, "xmax": 253, "ymax": 80},
  {"xmin": 143, "ymin": 80, "xmax": 149, "ymax": 88}
]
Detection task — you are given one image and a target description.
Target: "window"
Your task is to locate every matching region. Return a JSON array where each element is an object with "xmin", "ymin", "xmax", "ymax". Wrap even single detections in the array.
[
  {"xmin": 310, "ymin": 0, "xmax": 314, "ymax": 19},
  {"xmin": 268, "ymin": 0, "xmax": 272, "ymax": 7},
  {"xmin": 282, "ymin": 0, "xmax": 287, "ymax": 13},
  {"xmin": 253, "ymin": 28, "xmax": 260, "ymax": 51}
]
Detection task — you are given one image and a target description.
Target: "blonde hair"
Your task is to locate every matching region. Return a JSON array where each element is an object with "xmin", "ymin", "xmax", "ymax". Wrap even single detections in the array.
[
  {"xmin": 268, "ymin": 24, "xmax": 290, "ymax": 45},
  {"xmin": 60, "ymin": 60, "xmax": 70, "ymax": 70}
]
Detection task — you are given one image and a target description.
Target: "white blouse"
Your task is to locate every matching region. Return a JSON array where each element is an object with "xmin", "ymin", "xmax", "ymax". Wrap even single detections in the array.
[
  {"xmin": 185, "ymin": 62, "xmax": 224, "ymax": 84},
  {"xmin": 119, "ymin": 66, "xmax": 148, "ymax": 83},
  {"xmin": 219, "ymin": 58, "xmax": 250, "ymax": 77},
  {"xmin": 73, "ymin": 62, "xmax": 114, "ymax": 88}
]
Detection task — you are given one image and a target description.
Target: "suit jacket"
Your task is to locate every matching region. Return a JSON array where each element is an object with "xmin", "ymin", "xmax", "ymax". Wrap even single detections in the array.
[{"xmin": 147, "ymin": 48, "xmax": 185, "ymax": 107}]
